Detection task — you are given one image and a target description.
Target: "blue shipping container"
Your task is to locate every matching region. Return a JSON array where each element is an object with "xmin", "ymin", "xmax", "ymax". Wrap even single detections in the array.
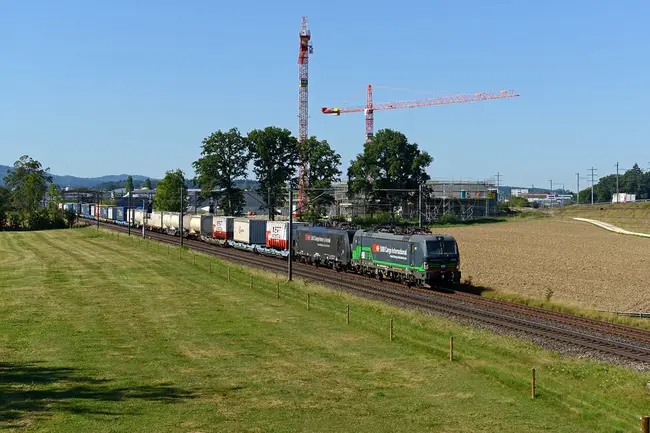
[
  {"xmin": 100, "ymin": 206, "xmax": 108, "ymax": 219},
  {"xmin": 115, "ymin": 207, "xmax": 126, "ymax": 221}
]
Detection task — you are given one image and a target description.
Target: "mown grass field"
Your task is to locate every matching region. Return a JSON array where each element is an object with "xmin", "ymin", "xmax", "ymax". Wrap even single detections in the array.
[{"xmin": 1, "ymin": 228, "xmax": 649, "ymax": 432}]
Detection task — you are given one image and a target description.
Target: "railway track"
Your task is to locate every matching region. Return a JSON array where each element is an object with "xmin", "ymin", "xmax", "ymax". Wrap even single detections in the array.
[{"xmin": 88, "ymin": 219, "xmax": 650, "ymax": 365}]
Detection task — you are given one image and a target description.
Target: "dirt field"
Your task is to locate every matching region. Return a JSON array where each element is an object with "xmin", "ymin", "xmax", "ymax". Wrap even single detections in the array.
[{"xmin": 439, "ymin": 219, "xmax": 650, "ymax": 312}]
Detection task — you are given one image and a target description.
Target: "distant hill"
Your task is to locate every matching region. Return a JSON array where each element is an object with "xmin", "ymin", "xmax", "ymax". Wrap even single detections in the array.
[
  {"xmin": 1, "ymin": 164, "xmax": 261, "ymax": 191},
  {"xmin": 0, "ymin": 165, "xmax": 153, "ymax": 188}
]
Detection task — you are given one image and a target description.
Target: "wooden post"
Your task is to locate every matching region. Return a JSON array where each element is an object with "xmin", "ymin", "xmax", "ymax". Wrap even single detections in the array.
[
  {"xmin": 227, "ymin": 267, "xmax": 230, "ymax": 282},
  {"xmin": 209, "ymin": 261, "xmax": 212, "ymax": 273},
  {"xmin": 307, "ymin": 294, "xmax": 310, "ymax": 310},
  {"xmin": 449, "ymin": 336, "xmax": 454, "ymax": 362},
  {"xmin": 167, "ymin": 244, "xmax": 169, "ymax": 254},
  {"xmin": 389, "ymin": 319, "xmax": 393, "ymax": 342},
  {"xmin": 249, "ymin": 274, "xmax": 252, "ymax": 289},
  {"xmin": 193, "ymin": 253, "xmax": 196, "ymax": 266},
  {"xmin": 346, "ymin": 304, "xmax": 350, "ymax": 325},
  {"xmin": 642, "ymin": 416, "xmax": 649, "ymax": 433},
  {"xmin": 531, "ymin": 368, "xmax": 536, "ymax": 399},
  {"xmin": 276, "ymin": 282, "xmax": 279, "ymax": 299}
]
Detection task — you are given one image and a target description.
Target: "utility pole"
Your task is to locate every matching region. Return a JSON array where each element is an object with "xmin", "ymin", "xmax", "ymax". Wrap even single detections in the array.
[
  {"xmin": 615, "ymin": 162, "xmax": 619, "ymax": 203},
  {"xmin": 288, "ymin": 183, "xmax": 293, "ymax": 282},
  {"xmin": 96, "ymin": 191, "xmax": 100, "ymax": 230},
  {"xmin": 142, "ymin": 199, "xmax": 146, "ymax": 238},
  {"xmin": 268, "ymin": 185, "xmax": 273, "ymax": 221},
  {"xmin": 576, "ymin": 173, "xmax": 580, "ymax": 205},
  {"xmin": 418, "ymin": 183, "xmax": 422, "ymax": 228},
  {"xmin": 180, "ymin": 186, "xmax": 184, "ymax": 247},
  {"xmin": 494, "ymin": 172, "xmax": 502, "ymax": 202},
  {"xmin": 128, "ymin": 191, "xmax": 131, "ymax": 236},
  {"xmin": 587, "ymin": 167, "xmax": 597, "ymax": 205}
]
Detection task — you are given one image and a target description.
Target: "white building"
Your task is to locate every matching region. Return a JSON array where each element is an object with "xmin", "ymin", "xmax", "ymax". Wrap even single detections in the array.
[{"xmin": 612, "ymin": 193, "xmax": 636, "ymax": 203}]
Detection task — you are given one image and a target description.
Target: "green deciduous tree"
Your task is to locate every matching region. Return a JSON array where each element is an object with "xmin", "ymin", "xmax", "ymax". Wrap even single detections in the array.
[
  {"xmin": 3, "ymin": 155, "xmax": 53, "ymax": 228},
  {"xmin": 297, "ymin": 136, "xmax": 342, "ymax": 220},
  {"xmin": 347, "ymin": 129, "xmax": 432, "ymax": 218},
  {"xmin": 193, "ymin": 128, "xmax": 248, "ymax": 216},
  {"xmin": 125, "ymin": 175, "xmax": 134, "ymax": 193},
  {"xmin": 247, "ymin": 126, "xmax": 299, "ymax": 219},
  {"xmin": 0, "ymin": 186, "xmax": 9, "ymax": 229},
  {"xmin": 153, "ymin": 169, "xmax": 188, "ymax": 212},
  {"xmin": 143, "ymin": 178, "xmax": 152, "ymax": 189}
]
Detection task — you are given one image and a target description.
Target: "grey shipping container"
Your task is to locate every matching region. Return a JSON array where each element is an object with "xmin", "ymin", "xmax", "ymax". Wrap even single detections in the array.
[{"xmin": 233, "ymin": 218, "xmax": 267, "ymax": 245}]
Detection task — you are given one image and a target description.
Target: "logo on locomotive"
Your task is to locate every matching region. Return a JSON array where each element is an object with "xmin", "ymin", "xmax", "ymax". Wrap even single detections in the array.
[{"xmin": 372, "ymin": 244, "xmax": 407, "ymax": 257}]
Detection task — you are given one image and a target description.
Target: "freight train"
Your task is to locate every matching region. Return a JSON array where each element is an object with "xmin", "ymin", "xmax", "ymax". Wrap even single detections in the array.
[{"xmin": 67, "ymin": 203, "xmax": 461, "ymax": 287}]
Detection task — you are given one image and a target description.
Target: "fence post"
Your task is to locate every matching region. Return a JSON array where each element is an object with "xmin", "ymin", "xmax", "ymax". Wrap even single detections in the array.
[
  {"xmin": 531, "ymin": 368, "xmax": 536, "ymax": 399},
  {"xmin": 228, "ymin": 267, "xmax": 231, "ymax": 282},
  {"xmin": 307, "ymin": 294, "xmax": 310, "ymax": 310},
  {"xmin": 346, "ymin": 304, "xmax": 350, "ymax": 325},
  {"xmin": 193, "ymin": 253, "xmax": 196, "ymax": 266},
  {"xmin": 249, "ymin": 274, "xmax": 252, "ymax": 289},
  {"xmin": 642, "ymin": 416, "xmax": 649, "ymax": 433},
  {"xmin": 276, "ymin": 282, "xmax": 280, "ymax": 299},
  {"xmin": 389, "ymin": 319, "xmax": 393, "ymax": 342},
  {"xmin": 449, "ymin": 336, "xmax": 454, "ymax": 361}
]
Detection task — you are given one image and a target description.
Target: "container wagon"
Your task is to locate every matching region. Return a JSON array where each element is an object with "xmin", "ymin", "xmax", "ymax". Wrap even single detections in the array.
[
  {"xmin": 114, "ymin": 207, "xmax": 127, "ymax": 225},
  {"xmin": 212, "ymin": 216, "xmax": 234, "ymax": 245},
  {"xmin": 147, "ymin": 211, "xmax": 163, "ymax": 231},
  {"xmin": 183, "ymin": 214, "xmax": 213, "ymax": 241},
  {"xmin": 230, "ymin": 218, "xmax": 267, "ymax": 251},
  {"xmin": 162, "ymin": 212, "xmax": 181, "ymax": 235},
  {"xmin": 257, "ymin": 221, "xmax": 308, "ymax": 257}
]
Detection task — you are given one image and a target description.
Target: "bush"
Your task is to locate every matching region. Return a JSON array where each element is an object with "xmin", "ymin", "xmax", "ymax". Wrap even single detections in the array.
[{"xmin": 439, "ymin": 214, "xmax": 459, "ymax": 225}]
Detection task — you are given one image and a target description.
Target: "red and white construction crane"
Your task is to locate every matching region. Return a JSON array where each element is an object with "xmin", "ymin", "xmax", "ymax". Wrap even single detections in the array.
[
  {"xmin": 322, "ymin": 85, "xmax": 519, "ymax": 142},
  {"xmin": 297, "ymin": 16, "xmax": 313, "ymax": 213}
]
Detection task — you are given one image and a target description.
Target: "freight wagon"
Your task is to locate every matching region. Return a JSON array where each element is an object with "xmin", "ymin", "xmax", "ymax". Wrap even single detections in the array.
[
  {"xmin": 183, "ymin": 214, "xmax": 213, "ymax": 240},
  {"xmin": 256, "ymin": 221, "xmax": 308, "ymax": 257},
  {"xmin": 211, "ymin": 216, "xmax": 234, "ymax": 244},
  {"xmin": 294, "ymin": 226, "xmax": 356, "ymax": 270},
  {"xmin": 230, "ymin": 218, "xmax": 267, "ymax": 251},
  {"xmin": 162, "ymin": 212, "xmax": 181, "ymax": 234},
  {"xmin": 147, "ymin": 211, "xmax": 163, "ymax": 231},
  {"xmin": 114, "ymin": 207, "xmax": 128, "ymax": 225},
  {"xmin": 351, "ymin": 231, "xmax": 460, "ymax": 286}
]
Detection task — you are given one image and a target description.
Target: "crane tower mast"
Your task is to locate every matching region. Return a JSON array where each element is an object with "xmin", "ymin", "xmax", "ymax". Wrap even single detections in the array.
[{"xmin": 297, "ymin": 16, "xmax": 312, "ymax": 213}]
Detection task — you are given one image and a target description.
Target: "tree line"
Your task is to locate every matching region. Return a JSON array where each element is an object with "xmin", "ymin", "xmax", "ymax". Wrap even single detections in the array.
[
  {"xmin": 578, "ymin": 163, "xmax": 650, "ymax": 203},
  {"xmin": 155, "ymin": 126, "xmax": 431, "ymax": 221},
  {"xmin": 0, "ymin": 127, "xmax": 432, "ymax": 228}
]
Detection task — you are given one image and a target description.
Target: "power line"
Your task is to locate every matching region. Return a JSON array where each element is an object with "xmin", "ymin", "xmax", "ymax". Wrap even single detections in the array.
[{"xmin": 587, "ymin": 167, "xmax": 598, "ymax": 205}]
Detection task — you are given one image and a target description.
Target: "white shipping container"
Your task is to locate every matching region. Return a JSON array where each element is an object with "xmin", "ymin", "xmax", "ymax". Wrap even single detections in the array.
[
  {"xmin": 163, "ymin": 212, "xmax": 181, "ymax": 231},
  {"xmin": 265, "ymin": 221, "xmax": 308, "ymax": 250},
  {"xmin": 183, "ymin": 214, "xmax": 212, "ymax": 235},
  {"xmin": 107, "ymin": 207, "xmax": 115, "ymax": 220},
  {"xmin": 147, "ymin": 211, "xmax": 163, "ymax": 229},
  {"xmin": 213, "ymin": 216, "xmax": 234, "ymax": 240},
  {"xmin": 233, "ymin": 218, "xmax": 267, "ymax": 244},
  {"xmin": 134, "ymin": 209, "xmax": 146, "ymax": 225}
]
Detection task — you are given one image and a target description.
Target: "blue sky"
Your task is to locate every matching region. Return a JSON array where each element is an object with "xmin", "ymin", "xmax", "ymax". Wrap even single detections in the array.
[{"xmin": 1, "ymin": 0, "xmax": 649, "ymax": 191}]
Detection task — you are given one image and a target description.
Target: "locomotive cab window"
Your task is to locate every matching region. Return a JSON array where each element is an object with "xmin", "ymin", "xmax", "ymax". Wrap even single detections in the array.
[
  {"xmin": 443, "ymin": 241, "xmax": 457, "ymax": 254},
  {"xmin": 425, "ymin": 241, "xmax": 443, "ymax": 255}
]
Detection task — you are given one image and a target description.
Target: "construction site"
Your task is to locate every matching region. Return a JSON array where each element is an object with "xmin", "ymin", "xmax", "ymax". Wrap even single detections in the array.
[{"xmin": 296, "ymin": 16, "xmax": 515, "ymax": 222}]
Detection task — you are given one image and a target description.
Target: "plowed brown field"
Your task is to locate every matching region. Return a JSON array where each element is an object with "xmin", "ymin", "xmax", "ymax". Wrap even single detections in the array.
[{"xmin": 440, "ymin": 219, "xmax": 650, "ymax": 312}]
